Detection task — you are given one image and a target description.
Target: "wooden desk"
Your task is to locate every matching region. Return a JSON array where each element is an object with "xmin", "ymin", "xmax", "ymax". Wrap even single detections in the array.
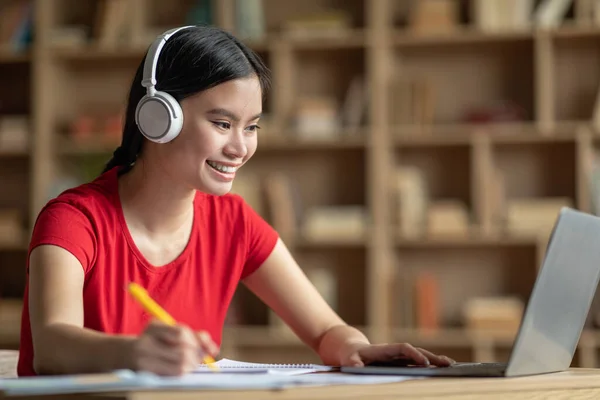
[{"xmin": 3, "ymin": 369, "xmax": 600, "ymax": 400}]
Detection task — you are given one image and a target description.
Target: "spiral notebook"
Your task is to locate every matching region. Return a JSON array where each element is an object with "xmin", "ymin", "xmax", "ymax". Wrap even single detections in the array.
[{"xmin": 194, "ymin": 358, "xmax": 337, "ymax": 375}]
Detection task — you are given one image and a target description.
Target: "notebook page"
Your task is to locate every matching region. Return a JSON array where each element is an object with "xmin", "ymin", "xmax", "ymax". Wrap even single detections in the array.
[{"xmin": 194, "ymin": 358, "xmax": 335, "ymax": 375}]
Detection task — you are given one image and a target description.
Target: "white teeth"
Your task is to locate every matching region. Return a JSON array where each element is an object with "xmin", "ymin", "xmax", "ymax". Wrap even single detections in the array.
[{"xmin": 207, "ymin": 161, "xmax": 237, "ymax": 173}]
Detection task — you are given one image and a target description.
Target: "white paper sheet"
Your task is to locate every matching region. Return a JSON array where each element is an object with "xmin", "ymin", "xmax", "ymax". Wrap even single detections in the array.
[
  {"xmin": 194, "ymin": 358, "xmax": 335, "ymax": 375},
  {"xmin": 0, "ymin": 361, "xmax": 423, "ymax": 396}
]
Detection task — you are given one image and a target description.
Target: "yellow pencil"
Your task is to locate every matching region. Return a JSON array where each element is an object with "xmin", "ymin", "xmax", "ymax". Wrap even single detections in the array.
[{"xmin": 127, "ymin": 282, "xmax": 219, "ymax": 371}]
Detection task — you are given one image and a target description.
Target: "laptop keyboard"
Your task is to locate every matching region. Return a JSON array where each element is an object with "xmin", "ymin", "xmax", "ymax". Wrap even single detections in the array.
[
  {"xmin": 451, "ymin": 362, "xmax": 506, "ymax": 368},
  {"xmin": 448, "ymin": 362, "xmax": 507, "ymax": 372}
]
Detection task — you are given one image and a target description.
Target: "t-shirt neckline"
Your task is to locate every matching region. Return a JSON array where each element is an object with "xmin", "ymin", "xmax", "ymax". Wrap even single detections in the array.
[{"xmin": 107, "ymin": 167, "xmax": 198, "ymax": 274}]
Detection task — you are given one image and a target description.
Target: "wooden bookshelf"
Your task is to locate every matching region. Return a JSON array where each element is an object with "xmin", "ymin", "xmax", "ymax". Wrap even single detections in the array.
[{"xmin": 3, "ymin": 0, "xmax": 600, "ymax": 366}]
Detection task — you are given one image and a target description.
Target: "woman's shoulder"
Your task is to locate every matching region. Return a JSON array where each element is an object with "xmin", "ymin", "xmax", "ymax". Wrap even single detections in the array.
[{"xmin": 40, "ymin": 169, "xmax": 119, "ymax": 222}]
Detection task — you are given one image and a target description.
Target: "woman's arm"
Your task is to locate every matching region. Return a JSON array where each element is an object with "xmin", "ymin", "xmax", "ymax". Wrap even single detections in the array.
[
  {"xmin": 243, "ymin": 239, "xmax": 453, "ymax": 367},
  {"xmin": 28, "ymin": 245, "xmax": 137, "ymax": 374},
  {"xmin": 29, "ymin": 245, "xmax": 214, "ymax": 376},
  {"xmin": 242, "ymin": 239, "xmax": 369, "ymax": 365}
]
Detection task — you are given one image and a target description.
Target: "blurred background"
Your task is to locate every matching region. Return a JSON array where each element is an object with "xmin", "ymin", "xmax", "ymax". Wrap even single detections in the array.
[{"xmin": 2, "ymin": 0, "xmax": 600, "ymax": 367}]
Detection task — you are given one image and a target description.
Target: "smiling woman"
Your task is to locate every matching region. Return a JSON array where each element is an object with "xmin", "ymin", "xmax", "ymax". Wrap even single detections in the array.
[{"xmin": 17, "ymin": 25, "xmax": 453, "ymax": 378}]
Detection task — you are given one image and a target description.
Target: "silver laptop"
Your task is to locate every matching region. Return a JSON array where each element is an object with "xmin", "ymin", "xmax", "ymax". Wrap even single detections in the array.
[{"xmin": 342, "ymin": 207, "xmax": 600, "ymax": 377}]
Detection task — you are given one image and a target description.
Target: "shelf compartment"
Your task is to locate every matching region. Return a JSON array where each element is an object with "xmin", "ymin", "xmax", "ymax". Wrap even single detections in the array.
[
  {"xmin": 284, "ymin": 46, "xmax": 366, "ymax": 138},
  {"xmin": 492, "ymin": 141, "xmax": 577, "ymax": 200},
  {"xmin": 52, "ymin": 58, "xmax": 136, "ymax": 139},
  {"xmin": 252, "ymin": 48, "xmax": 273, "ymax": 116},
  {"xmin": 228, "ymin": 248, "xmax": 366, "ymax": 329},
  {"xmin": 552, "ymin": 33, "xmax": 600, "ymax": 122},
  {"xmin": 231, "ymin": 148, "xmax": 366, "ymax": 252},
  {"xmin": 240, "ymin": 148, "xmax": 366, "ymax": 210},
  {"xmin": 392, "ymin": 143, "xmax": 473, "ymax": 239},
  {"xmin": 0, "ymin": 64, "xmax": 31, "ymax": 116},
  {"xmin": 0, "ymin": 158, "xmax": 30, "ymax": 231},
  {"xmin": 296, "ymin": 247, "xmax": 367, "ymax": 327},
  {"xmin": 0, "ymin": 252, "xmax": 26, "ymax": 298},
  {"xmin": 390, "ymin": 39, "xmax": 534, "ymax": 126},
  {"xmin": 238, "ymin": 0, "xmax": 366, "ymax": 38},
  {"xmin": 394, "ymin": 144, "xmax": 471, "ymax": 204},
  {"xmin": 392, "ymin": 244, "xmax": 538, "ymax": 331},
  {"xmin": 227, "ymin": 251, "xmax": 366, "ymax": 342}
]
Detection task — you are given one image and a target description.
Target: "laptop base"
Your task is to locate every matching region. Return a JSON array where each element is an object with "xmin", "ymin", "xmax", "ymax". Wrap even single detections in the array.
[{"xmin": 341, "ymin": 362, "xmax": 508, "ymax": 377}]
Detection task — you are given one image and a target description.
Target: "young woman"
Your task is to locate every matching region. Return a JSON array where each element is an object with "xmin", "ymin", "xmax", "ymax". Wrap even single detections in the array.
[{"xmin": 18, "ymin": 25, "xmax": 453, "ymax": 377}]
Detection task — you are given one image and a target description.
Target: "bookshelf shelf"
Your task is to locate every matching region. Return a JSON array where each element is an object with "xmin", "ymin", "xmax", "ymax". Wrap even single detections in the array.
[
  {"xmin": 52, "ymin": 47, "xmax": 147, "ymax": 61},
  {"xmin": 260, "ymin": 135, "xmax": 366, "ymax": 150},
  {"xmin": 392, "ymin": 29, "xmax": 534, "ymax": 47},
  {"xmin": 396, "ymin": 235, "xmax": 539, "ymax": 248},
  {"xmin": 285, "ymin": 29, "xmax": 368, "ymax": 49},
  {"xmin": 2, "ymin": 0, "xmax": 600, "ymax": 368},
  {"xmin": 0, "ymin": 52, "xmax": 30, "ymax": 64},
  {"xmin": 295, "ymin": 236, "xmax": 368, "ymax": 248}
]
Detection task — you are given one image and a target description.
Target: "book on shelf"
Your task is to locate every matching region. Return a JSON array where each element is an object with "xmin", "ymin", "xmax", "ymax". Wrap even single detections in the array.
[
  {"xmin": 301, "ymin": 205, "xmax": 366, "ymax": 243},
  {"xmin": 263, "ymin": 172, "xmax": 301, "ymax": 243},
  {"xmin": 283, "ymin": 11, "xmax": 353, "ymax": 39},
  {"xmin": 93, "ymin": 0, "xmax": 134, "ymax": 48},
  {"xmin": 426, "ymin": 200, "xmax": 471, "ymax": 238},
  {"xmin": 393, "ymin": 166, "xmax": 428, "ymax": 239},
  {"xmin": 505, "ymin": 197, "xmax": 573, "ymax": 239},
  {"xmin": 340, "ymin": 75, "xmax": 368, "ymax": 136},
  {"xmin": 462, "ymin": 296, "xmax": 524, "ymax": 335},
  {"xmin": 0, "ymin": 115, "xmax": 28, "ymax": 151},
  {"xmin": 533, "ymin": 0, "xmax": 573, "ymax": 28},
  {"xmin": 408, "ymin": 0, "xmax": 461, "ymax": 34},
  {"xmin": 235, "ymin": 0, "xmax": 265, "ymax": 41},
  {"xmin": 0, "ymin": 0, "xmax": 32, "ymax": 53},
  {"xmin": 471, "ymin": 0, "xmax": 533, "ymax": 32}
]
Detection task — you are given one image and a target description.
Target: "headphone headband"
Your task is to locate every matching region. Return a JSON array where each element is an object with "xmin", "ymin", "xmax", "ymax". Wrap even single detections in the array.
[{"xmin": 141, "ymin": 25, "xmax": 195, "ymax": 96}]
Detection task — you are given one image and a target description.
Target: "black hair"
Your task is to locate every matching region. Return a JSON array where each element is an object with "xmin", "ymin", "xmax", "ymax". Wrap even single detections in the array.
[{"xmin": 102, "ymin": 25, "xmax": 271, "ymax": 175}]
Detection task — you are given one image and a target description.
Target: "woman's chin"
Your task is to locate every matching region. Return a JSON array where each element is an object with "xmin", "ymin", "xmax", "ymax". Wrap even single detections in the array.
[{"xmin": 197, "ymin": 181, "xmax": 234, "ymax": 196}]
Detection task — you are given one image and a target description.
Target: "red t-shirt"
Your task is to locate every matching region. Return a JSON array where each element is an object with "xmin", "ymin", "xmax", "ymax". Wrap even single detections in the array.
[{"xmin": 17, "ymin": 167, "xmax": 279, "ymax": 376}]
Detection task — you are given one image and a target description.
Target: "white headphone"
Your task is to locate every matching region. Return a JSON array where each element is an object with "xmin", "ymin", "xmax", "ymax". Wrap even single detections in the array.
[{"xmin": 135, "ymin": 26, "xmax": 195, "ymax": 143}]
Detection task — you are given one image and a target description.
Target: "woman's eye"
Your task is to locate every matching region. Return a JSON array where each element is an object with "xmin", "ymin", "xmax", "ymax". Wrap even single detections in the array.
[
  {"xmin": 246, "ymin": 125, "xmax": 261, "ymax": 133},
  {"xmin": 213, "ymin": 121, "xmax": 231, "ymax": 130}
]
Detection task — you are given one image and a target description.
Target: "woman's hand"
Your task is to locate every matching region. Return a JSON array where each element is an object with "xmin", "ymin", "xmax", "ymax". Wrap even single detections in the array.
[
  {"xmin": 338, "ymin": 341, "xmax": 455, "ymax": 368},
  {"xmin": 129, "ymin": 320, "xmax": 219, "ymax": 376}
]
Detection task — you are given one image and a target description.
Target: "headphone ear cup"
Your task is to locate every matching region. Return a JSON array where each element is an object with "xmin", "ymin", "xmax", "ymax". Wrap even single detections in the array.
[{"xmin": 135, "ymin": 91, "xmax": 184, "ymax": 143}]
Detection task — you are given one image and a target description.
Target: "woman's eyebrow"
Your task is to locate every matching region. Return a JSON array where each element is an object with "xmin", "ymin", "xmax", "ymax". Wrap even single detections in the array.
[{"xmin": 206, "ymin": 108, "xmax": 262, "ymax": 122}]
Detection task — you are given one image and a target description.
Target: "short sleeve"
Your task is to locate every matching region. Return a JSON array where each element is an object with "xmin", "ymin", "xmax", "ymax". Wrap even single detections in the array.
[
  {"xmin": 29, "ymin": 201, "xmax": 97, "ymax": 274},
  {"xmin": 240, "ymin": 199, "xmax": 279, "ymax": 279}
]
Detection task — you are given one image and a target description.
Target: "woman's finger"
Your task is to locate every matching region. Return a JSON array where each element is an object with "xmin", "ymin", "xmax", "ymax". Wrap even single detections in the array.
[
  {"xmin": 344, "ymin": 351, "xmax": 365, "ymax": 367},
  {"xmin": 379, "ymin": 343, "xmax": 430, "ymax": 365},
  {"xmin": 416, "ymin": 347, "xmax": 455, "ymax": 366},
  {"xmin": 362, "ymin": 343, "xmax": 430, "ymax": 366},
  {"xmin": 137, "ymin": 355, "xmax": 188, "ymax": 376},
  {"xmin": 196, "ymin": 330, "xmax": 220, "ymax": 357},
  {"xmin": 145, "ymin": 320, "xmax": 187, "ymax": 346},
  {"xmin": 142, "ymin": 333, "xmax": 196, "ymax": 366}
]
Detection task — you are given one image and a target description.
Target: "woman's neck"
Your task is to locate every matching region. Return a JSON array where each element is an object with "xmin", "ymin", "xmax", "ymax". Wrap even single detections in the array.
[{"xmin": 117, "ymin": 159, "xmax": 196, "ymax": 237}]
